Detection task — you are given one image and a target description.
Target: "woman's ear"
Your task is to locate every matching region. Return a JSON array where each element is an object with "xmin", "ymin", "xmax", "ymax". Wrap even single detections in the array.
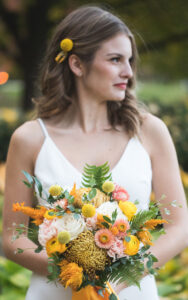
[{"xmin": 68, "ymin": 54, "xmax": 83, "ymax": 77}]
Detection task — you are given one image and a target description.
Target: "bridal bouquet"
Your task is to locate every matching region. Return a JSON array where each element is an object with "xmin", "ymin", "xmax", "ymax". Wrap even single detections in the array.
[{"xmin": 12, "ymin": 162, "xmax": 167, "ymax": 300}]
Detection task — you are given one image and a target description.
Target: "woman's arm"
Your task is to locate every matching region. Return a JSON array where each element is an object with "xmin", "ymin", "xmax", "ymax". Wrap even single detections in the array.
[
  {"xmin": 2, "ymin": 121, "xmax": 49, "ymax": 276},
  {"xmin": 144, "ymin": 114, "xmax": 188, "ymax": 267},
  {"xmin": 115, "ymin": 113, "xmax": 188, "ymax": 294}
]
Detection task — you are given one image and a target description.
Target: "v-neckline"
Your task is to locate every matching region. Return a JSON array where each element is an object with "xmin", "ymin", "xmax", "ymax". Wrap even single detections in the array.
[{"xmin": 46, "ymin": 135, "xmax": 134, "ymax": 177}]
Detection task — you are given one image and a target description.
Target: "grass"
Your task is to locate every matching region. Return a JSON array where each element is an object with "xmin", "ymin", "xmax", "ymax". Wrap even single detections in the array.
[{"xmin": 137, "ymin": 81, "xmax": 187, "ymax": 104}]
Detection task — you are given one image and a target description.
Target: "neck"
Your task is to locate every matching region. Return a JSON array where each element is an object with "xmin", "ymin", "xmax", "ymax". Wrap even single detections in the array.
[{"xmin": 62, "ymin": 93, "xmax": 112, "ymax": 134}]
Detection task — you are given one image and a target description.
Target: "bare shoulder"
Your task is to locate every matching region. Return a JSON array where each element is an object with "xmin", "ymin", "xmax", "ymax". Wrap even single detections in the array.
[
  {"xmin": 9, "ymin": 119, "xmax": 44, "ymax": 164},
  {"xmin": 140, "ymin": 112, "xmax": 174, "ymax": 158},
  {"xmin": 12, "ymin": 120, "xmax": 43, "ymax": 144}
]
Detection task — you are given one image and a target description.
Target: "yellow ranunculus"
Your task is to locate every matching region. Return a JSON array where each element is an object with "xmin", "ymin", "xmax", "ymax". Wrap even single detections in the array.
[
  {"xmin": 46, "ymin": 237, "xmax": 67, "ymax": 256},
  {"xmin": 119, "ymin": 201, "xmax": 137, "ymax": 220},
  {"xmin": 82, "ymin": 204, "xmax": 96, "ymax": 218},
  {"xmin": 102, "ymin": 181, "xmax": 115, "ymax": 193},
  {"xmin": 48, "ymin": 185, "xmax": 62, "ymax": 196},
  {"xmin": 124, "ymin": 235, "xmax": 140, "ymax": 256}
]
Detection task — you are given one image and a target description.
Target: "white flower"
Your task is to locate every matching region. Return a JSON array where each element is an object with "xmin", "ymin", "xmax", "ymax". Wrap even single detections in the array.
[
  {"xmin": 54, "ymin": 214, "xmax": 86, "ymax": 241},
  {"xmin": 96, "ymin": 201, "xmax": 127, "ymax": 221}
]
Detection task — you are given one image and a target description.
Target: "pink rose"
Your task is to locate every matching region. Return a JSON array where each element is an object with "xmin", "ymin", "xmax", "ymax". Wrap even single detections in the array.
[
  {"xmin": 107, "ymin": 237, "xmax": 125, "ymax": 260},
  {"xmin": 112, "ymin": 184, "xmax": 129, "ymax": 202}
]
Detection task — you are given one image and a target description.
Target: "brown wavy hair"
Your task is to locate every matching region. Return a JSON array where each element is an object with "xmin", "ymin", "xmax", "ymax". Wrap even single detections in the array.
[{"xmin": 33, "ymin": 5, "xmax": 144, "ymax": 136}]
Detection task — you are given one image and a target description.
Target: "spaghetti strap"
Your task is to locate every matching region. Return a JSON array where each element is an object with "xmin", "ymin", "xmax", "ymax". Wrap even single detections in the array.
[{"xmin": 37, "ymin": 118, "xmax": 49, "ymax": 138}]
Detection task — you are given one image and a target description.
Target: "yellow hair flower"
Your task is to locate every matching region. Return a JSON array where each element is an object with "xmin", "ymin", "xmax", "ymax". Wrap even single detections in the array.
[
  {"xmin": 59, "ymin": 260, "xmax": 83, "ymax": 290},
  {"xmin": 46, "ymin": 237, "xmax": 67, "ymax": 256},
  {"xmin": 123, "ymin": 235, "xmax": 140, "ymax": 256},
  {"xmin": 60, "ymin": 38, "xmax": 73, "ymax": 52},
  {"xmin": 102, "ymin": 181, "xmax": 115, "ymax": 193},
  {"xmin": 119, "ymin": 201, "xmax": 137, "ymax": 221},
  {"xmin": 58, "ymin": 231, "xmax": 71, "ymax": 244},
  {"xmin": 48, "ymin": 185, "xmax": 62, "ymax": 196},
  {"xmin": 82, "ymin": 204, "xmax": 96, "ymax": 218}
]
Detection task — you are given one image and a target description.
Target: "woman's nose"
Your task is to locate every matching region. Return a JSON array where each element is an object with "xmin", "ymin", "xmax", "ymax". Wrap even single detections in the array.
[{"xmin": 120, "ymin": 62, "xmax": 133, "ymax": 79}]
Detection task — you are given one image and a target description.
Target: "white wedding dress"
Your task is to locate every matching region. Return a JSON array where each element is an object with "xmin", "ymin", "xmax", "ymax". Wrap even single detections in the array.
[{"xmin": 25, "ymin": 118, "xmax": 159, "ymax": 300}]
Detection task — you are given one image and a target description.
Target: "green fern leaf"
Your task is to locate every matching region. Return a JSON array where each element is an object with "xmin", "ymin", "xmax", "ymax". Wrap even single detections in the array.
[
  {"xmin": 131, "ymin": 209, "xmax": 157, "ymax": 231},
  {"xmin": 106, "ymin": 260, "xmax": 143, "ymax": 287},
  {"xmin": 81, "ymin": 162, "xmax": 112, "ymax": 190}
]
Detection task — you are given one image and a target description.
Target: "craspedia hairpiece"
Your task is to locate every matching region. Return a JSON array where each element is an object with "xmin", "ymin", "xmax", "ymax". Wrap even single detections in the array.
[{"xmin": 55, "ymin": 38, "xmax": 73, "ymax": 64}]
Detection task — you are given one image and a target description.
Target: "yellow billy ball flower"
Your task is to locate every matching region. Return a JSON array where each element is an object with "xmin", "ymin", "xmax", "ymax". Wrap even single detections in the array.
[
  {"xmin": 119, "ymin": 201, "xmax": 137, "ymax": 221},
  {"xmin": 82, "ymin": 204, "xmax": 96, "ymax": 218},
  {"xmin": 60, "ymin": 39, "xmax": 73, "ymax": 52},
  {"xmin": 49, "ymin": 185, "xmax": 62, "ymax": 197},
  {"xmin": 124, "ymin": 235, "xmax": 140, "ymax": 256},
  {"xmin": 102, "ymin": 181, "xmax": 115, "ymax": 193},
  {"xmin": 58, "ymin": 231, "xmax": 71, "ymax": 244}
]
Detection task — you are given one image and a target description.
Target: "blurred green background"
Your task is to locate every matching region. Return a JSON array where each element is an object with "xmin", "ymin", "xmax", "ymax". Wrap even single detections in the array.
[{"xmin": 0, "ymin": 0, "xmax": 188, "ymax": 299}]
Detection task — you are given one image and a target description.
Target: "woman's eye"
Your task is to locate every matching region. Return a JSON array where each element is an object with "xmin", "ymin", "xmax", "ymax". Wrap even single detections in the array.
[{"xmin": 111, "ymin": 57, "xmax": 120, "ymax": 63}]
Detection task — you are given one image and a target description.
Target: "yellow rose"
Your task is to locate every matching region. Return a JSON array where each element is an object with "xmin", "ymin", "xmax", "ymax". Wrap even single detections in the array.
[
  {"xmin": 119, "ymin": 201, "xmax": 137, "ymax": 220},
  {"xmin": 124, "ymin": 235, "xmax": 140, "ymax": 256}
]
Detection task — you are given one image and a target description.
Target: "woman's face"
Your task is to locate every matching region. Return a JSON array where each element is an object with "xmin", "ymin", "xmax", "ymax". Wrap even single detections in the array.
[{"xmin": 81, "ymin": 33, "xmax": 133, "ymax": 102}]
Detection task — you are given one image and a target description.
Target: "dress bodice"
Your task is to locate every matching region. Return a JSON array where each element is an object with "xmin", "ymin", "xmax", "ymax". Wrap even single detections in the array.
[
  {"xmin": 26, "ymin": 118, "xmax": 159, "ymax": 300},
  {"xmin": 34, "ymin": 118, "xmax": 152, "ymax": 211}
]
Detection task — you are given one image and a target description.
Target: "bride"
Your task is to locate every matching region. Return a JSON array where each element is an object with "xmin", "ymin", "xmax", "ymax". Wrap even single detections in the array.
[{"xmin": 2, "ymin": 5, "xmax": 188, "ymax": 300}]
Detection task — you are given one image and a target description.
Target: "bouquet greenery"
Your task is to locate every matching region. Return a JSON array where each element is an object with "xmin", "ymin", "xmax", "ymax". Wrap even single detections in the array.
[{"xmin": 12, "ymin": 162, "xmax": 167, "ymax": 300}]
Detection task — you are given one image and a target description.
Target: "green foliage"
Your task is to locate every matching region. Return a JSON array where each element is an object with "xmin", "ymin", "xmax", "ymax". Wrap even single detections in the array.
[
  {"xmin": 131, "ymin": 209, "xmax": 157, "ymax": 231},
  {"xmin": 0, "ymin": 256, "xmax": 31, "ymax": 299},
  {"xmin": 22, "ymin": 171, "xmax": 43, "ymax": 197},
  {"xmin": 0, "ymin": 113, "xmax": 26, "ymax": 162},
  {"xmin": 139, "ymin": 83, "xmax": 188, "ymax": 172},
  {"xmin": 0, "ymin": 120, "xmax": 14, "ymax": 162},
  {"xmin": 47, "ymin": 256, "xmax": 61, "ymax": 282},
  {"xmin": 81, "ymin": 162, "xmax": 112, "ymax": 190},
  {"xmin": 106, "ymin": 259, "xmax": 143, "ymax": 288}
]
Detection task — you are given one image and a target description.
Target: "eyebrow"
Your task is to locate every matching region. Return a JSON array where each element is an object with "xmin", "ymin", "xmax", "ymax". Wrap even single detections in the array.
[{"xmin": 106, "ymin": 52, "xmax": 132, "ymax": 58}]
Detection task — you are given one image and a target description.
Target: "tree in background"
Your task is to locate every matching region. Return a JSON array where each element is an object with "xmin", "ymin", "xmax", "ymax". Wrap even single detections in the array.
[{"xmin": 0, "ymin": 0, "xmax": 188, "ymax": 110}]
